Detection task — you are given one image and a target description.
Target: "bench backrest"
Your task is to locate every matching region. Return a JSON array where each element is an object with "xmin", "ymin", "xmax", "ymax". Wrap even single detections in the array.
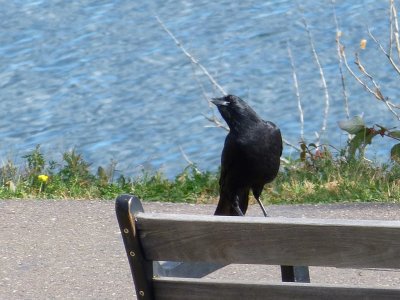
[{"xmin": 115, "ymin": 195, "xmax": 400, "ymax": 300}]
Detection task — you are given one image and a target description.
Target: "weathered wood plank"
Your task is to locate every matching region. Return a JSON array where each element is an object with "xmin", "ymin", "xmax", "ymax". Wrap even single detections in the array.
[
  {"xmin": 136, "ymin": 213, "xmax": 400, "ymax": 268},
  {"xmin": 153, "ymin": 277, "xmax": 400, "ymax": 300}
]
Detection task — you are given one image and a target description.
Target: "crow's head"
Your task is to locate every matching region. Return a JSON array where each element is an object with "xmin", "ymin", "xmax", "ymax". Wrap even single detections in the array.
[{"xmin": 211, "ymin": 95, "xmax": 260, "ymax": 132}]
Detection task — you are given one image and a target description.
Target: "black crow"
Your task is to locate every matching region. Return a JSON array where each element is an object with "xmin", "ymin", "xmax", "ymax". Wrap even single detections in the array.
[{"xmin": 211, "ymin": 94, "xmax": 282, "ymax": 216}]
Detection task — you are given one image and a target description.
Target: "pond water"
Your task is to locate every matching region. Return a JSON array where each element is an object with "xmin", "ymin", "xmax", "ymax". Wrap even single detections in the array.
[{"xmin": 0, "ymin": 0, "xmax": 398, "ymax": 177}]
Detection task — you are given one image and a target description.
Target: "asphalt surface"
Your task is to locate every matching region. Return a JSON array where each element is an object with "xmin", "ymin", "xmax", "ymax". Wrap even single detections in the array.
[{"xmin": 1, "ymin": 199, "xmax": 400, "ymax": 299}]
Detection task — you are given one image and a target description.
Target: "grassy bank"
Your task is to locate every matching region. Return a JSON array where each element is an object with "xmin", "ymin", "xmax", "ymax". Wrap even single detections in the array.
[{"xmin": 0, "ymin": 145, "xmax": 399, "ymax": 204}]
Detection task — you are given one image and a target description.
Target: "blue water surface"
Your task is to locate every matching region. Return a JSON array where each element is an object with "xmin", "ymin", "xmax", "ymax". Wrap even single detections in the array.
[{"xmin": 0, "ymin": 0, "xmax": 398, "ymax": 177}]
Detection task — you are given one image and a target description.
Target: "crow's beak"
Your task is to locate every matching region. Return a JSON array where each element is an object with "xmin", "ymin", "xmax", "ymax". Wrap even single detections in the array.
[{"xmin": 211, "ymin": 97, "xmax": 229, "ymax": 106}]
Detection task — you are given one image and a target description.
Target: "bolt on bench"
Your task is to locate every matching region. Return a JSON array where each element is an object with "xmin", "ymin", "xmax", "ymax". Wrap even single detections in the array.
[{"xmin": 115, "ymin": 194, "xmax": 400, "ymax": 299}]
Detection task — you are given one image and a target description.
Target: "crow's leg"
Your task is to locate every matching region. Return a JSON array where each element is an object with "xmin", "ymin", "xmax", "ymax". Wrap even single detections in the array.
[
  {"xmin": 255, "ymin": 196, "xmax": 268, "ymax": 217},
  {"xmin": 232, "ymin": 195, "xmax": 244, "ymax": 216}
]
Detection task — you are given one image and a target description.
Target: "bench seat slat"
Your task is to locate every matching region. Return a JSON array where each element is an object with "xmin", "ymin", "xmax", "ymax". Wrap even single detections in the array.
[
  {"xmin": 136, "ymin": 213, "xmax": 400, "ymax": 269},
  {"xmin": 153, "ymin": 277, "xmax": 400, "ymax": 300}
]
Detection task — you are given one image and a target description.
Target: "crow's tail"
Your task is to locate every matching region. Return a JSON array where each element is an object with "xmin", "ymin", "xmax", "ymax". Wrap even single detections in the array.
[{"xmin": 214, "ymin": 187, "xmax": 250, "ymax": 216}]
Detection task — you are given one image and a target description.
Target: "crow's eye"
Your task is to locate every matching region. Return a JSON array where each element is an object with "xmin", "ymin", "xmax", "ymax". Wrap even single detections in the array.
[{"xmin": 226, "ymin": 95, "xmax": 236, "ymax": 104}]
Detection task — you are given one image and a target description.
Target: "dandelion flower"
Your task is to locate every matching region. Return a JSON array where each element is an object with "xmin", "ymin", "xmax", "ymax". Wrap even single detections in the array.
[{"xmin": 38, "ymin": 174, "xmax": 49, "ymax": 183}]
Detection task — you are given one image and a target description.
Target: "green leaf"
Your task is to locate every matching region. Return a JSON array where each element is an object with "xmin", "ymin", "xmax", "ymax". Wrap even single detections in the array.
[
  {"xmin": 348, "ymin": 128, "xmax": 378, "ymax": 158},
  {"xmin": 375, "ymin": 124, "xmax": 386, "ymax": 130},
  {"xmin": 391, "ymin": 143, "xmax": 400, "ymax": 163},
  {"xmin": 308, "ymin": 143, "xmax": 317, "ymax": 148},
  {"xmin": 338, "ymin": 116, "xmax": 366, "ymax": 134},
  {"xmin": 389, "ymin": 130, "xmax": 400, "ymax": 139}
]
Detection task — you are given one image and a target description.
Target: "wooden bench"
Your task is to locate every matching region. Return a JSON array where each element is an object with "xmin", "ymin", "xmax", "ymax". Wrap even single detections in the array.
[{"xmin": 115, "ymin": 194, "xmax": 400, "ymax": 299}]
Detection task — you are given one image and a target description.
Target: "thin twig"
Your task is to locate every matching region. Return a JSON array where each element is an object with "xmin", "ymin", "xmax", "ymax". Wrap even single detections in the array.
[
  {"xmin": 156, "ymin": 16, "xmax": 303, "ymax": 153},
  {"xmin": 179, "ymin": 146, "xmax": 201, "ymax": 174},
  {"xmin": 156, "ymin": 16, "xmax": 230, "ymax": 131},
  {"xmin": 340, "ymin": 47, "xmax": 375, "ymax": 95},
  {"xmin": 354, "ymin": 53, "xmax": 380, "ymax": 89},
  {"xmin": 354, "ymin": 53, "xmax": 400, "ymax": 118},
  {"xmin": 190, "ymin": 63, "xmax": 227, "ymax": 129},
  {"xmin": 156, "ymin": 16, "xmax": 227, "ymax": 96},
  {"xmin": 391, "ymin": 0, "xmax": 400, "ymax": 62},
  {"xmin": 368, "ymin": 27, "xmax": 400, "ymax": 76},
  {"xmin": 390, "ymin": 0, "xmax": 394, "ymax": 58},
  {"xmin": 190, "ymin": 64, "xmax": 212, "ymax": 108},
  {"xmin": 287, "ymin": 44, "xmax": 304, "ymax": 140},
  {"xmin": 280, "ymin": 157, "xmax": 290, "ymax": 164},
  {"xmin": 283, "ymin": 138, "xmax": 301, "ymax": 152},
  {"xmin": 331, "ymin": 0, "xmax": 350, "ymax": 119},
  {"xmin": 340, "ymin": 44, "xmax": 400, "ymax": 120},
  {"xmin": 300, "ymin": 13, "xmax": 330, "ymax": 139},
  {"xmin": 202, "ymin": 113, "xmax": 229, "ymax": 131}
]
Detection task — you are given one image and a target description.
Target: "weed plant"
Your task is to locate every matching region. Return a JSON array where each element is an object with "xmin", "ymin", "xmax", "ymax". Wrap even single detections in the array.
[
  {"xmin": 1, "ymin": 145, "xmax": 399, "ymax": 204},
  {"xmin": 268, "ymin": 154, "xmax": 400, "ymax": 204}
]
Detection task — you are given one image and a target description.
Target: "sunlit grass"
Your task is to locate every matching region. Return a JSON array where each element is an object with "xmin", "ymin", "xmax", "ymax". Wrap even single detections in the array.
[
  {"xmin": 267, "ymin": 155, "xmax": 400, "ymax": 204},
  {"xmin": 1, "ymin": 145, "xmax": 399, "ymax": 204}
]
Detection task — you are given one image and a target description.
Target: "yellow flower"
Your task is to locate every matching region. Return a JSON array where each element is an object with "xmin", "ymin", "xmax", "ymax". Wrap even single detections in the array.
[{"xmin": 38, "ymin": 174, "xmax": 49, "ymax": 183}]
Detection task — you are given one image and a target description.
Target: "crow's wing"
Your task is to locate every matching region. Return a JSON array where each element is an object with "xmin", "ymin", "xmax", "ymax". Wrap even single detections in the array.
[
  {"xmin": 215, "ymin": 133, "xmax": 250, "ymax": 215},
  {"xmin": 263, "ymin": 120, "xmax": 283, "ymax": 157}
]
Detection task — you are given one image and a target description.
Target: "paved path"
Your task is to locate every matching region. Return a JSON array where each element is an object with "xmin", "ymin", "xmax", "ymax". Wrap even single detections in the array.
[{"xmin": 1, "ymin": 200, "xmax": 400, "ymax": 299}]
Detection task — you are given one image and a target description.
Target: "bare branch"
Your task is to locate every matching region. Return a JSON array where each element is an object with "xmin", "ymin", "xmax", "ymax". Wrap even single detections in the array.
[
  {"xmin": 202, "ymin": 113, "xmax": 229, "ymax": 131},
  {"xmin": 354, "ymin": 53, "xmax": 381, "ymax": 92},
  {"xmin": 155, "ymin": 16, "xmax": 227, "ymax": 96},
  {"xmin": 339, "ymin": 42, "xmax": 400, "ymax": 120},
  {"xmin": 335, "ymin": 1, "xmax": 400, "ymax": 121},
  {"xmin": 156, "ymin": 16, "xmax": 232, "ymax": 131},
  {"xmin": 179, "ymin": 146, "xmax": 201, "ymax": 174},
  {"xmin": 391, "ymin": 0, "xmax": 400, "ymax": 62},
  {"xmin": 331, "ymin": 0, "xmax": 350, "ymax": 119},
  {"xmin": 190, "ymin": 64, "xmax": 212, "ymax": 108},
  {"xmin": 156, "ymin": 16, "xmax": 303, "ymax": 153},
  {"xmin": 189, "ymin": 63, "xmax": 228, "ymax": 129},
  {"xmin": 287, "ymin": 44, "xmax": 304, "ymax": 140},
  {"xmin": 300, "ymin": 14, "xmax": 330, "ymax": 138},
  {"xmin": 280, "ymin": 157, "xmax": 290, "ymax": 164},
  {"xmin": 368, "ymin": 27, "xmax": 400, "ymax": 76},
  {"xmin": 340, "ymin": 47, "xmax": 375, "ymax": 95},
  {"xmin": 282, "ymin": 138, "xmax": 301, "ymax": 152},
  {"xmin": 390, "ymin": 0, "xmax": 394, "ymax": 58},
  {"xmin": 354, "ymin": 53, "xmax": 400, "ymax": 118}
]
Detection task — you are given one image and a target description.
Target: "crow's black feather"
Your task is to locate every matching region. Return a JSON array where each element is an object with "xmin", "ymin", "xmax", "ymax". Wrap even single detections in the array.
[{"xmin": 212, "ymin": 95, "xmax": 282, "ymax": 216}]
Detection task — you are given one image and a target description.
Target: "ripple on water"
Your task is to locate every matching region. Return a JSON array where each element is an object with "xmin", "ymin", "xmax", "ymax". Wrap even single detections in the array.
[{"xmin": 0, "ymin": 0, "xmax": 395, "ymax": 177}]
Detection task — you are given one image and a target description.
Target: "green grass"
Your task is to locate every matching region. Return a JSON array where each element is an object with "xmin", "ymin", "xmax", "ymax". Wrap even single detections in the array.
[
  {"xmin": 1, "ymin": 145, "xmax": 399, "ymax": 204},
  {"xmin": 267, "ymin": 155, "xmax": 400, "ymax": 204},
  {"xmin": 0, "ymin": 145, "xmax": 220, "ymax": 202}
]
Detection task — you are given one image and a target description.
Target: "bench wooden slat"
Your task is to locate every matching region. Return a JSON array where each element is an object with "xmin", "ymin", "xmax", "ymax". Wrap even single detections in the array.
[
  {"xmin": 136, "ymin": 213, "xmax": 400, "ymax": 269},
  {"xmin": 153, "ymin": 277, "xmax": 400, "ymax": 300}
]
